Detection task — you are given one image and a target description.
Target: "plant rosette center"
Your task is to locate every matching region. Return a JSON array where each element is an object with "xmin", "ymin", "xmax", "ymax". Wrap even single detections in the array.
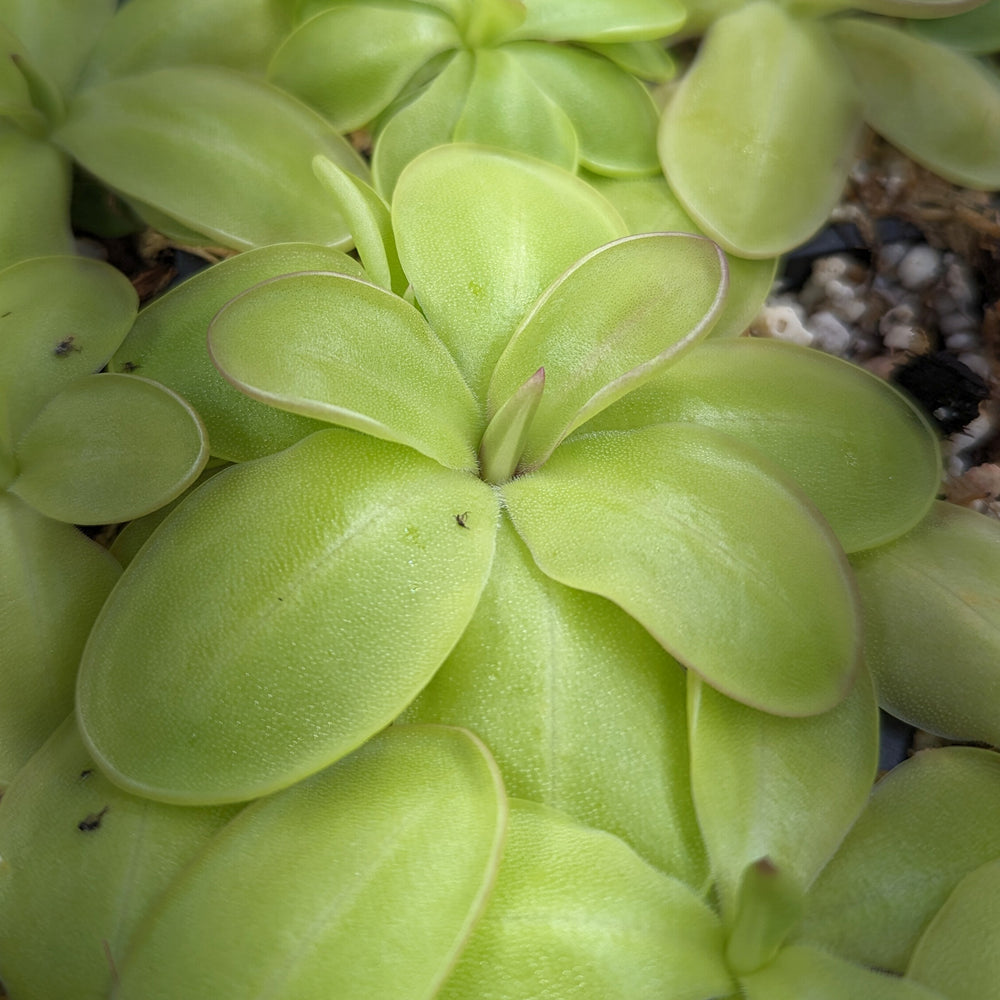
[{"xmin": 75, "ymin": 145, "xmax": 941, "ymax": 806}]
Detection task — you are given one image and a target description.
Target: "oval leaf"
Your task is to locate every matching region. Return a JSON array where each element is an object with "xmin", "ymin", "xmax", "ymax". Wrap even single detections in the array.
[
  {"xmin": 77, "ymin": 429, "xmax": 499, "ymax": 804},
  {"xmin": 510, "ymin": 0, "xmax": 686, "ymax": 41},
  {"xmin": 502, "ymin": 424, "xmax": 861, "ymax": 716}
]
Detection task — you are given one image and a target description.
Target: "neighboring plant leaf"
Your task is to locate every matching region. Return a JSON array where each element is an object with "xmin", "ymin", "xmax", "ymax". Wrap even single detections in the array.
[
  {"xmin": 0, "ymin": 254, "xmax": 138, "ymax": 451},
  {"xmin": 268, "ymin": 2, "xmax": 459, "ymax": 130},
  {"xmin": 402, "ymin": 514, "xmax": 709, "ymax": 887},
  {"xmin": 507, "ymin": 40, "xmax": 662, "ymax": 175},
  {"xmin": 502, "ymin": 424, "xmax": 860, "ymax": 716},
  {"xmin": 391, "ymin": 143, "xmax": 625, "ymax": 397},
  {"xmin": 822, "ymin": 0, "xmax": 985, "ymax": 16},
  {"xmin": 0, "ymin": 715, "xmax": 240, "ymax": 1000},
  {"xmin": 907, "ymin": 0, "xmax": 1000, "ymax": 53},
  {"xmin": 489, "ymin": 232, "xmax": 726, "ymax": 471},
  {"xmin": 10, "ymin": 373, "xmax": 209, "ymax": 524},
  {"xmin": 440, "ymin": 799, "xmax": 733, "ymax": 999},
  {"xmin": 583, "ymin": 39, "xmax": 677, "ymax": 82},
  {"xmin": 659, "ymin": 1, "xmax": 862, "ymax": 257},
  {"xmin": 115, "ymin": 725, "xmax": 507, "ymax": 1000},
  {"xmin": 208, "ymin": 271, "xmax": 481, "ymax": 472},
  {"xmin": 907, "ymin": 856, "xmax": 1000, "ymax": 1000},
  {"xmin": 0, "ymin": 495, "xmax": 119, "ymax": 785},
  {"xmin": 739, "ymin": 943, "xmax": 948, "ymax": 1000},
  {"xmin": 312, "ymin": 155, "xmax": 408, "ymax": 296},
  {"xmin": 850, "ymin": 501, "xmax": 1000, "ymax": 745},
  {"xmin": 583, "ymin": 338, "xmax": 942, "ymax": 553},
  {"xmin": 109, "ymin": 243, "xmax": 366, "ymax": 463},
  {"xmin": 53, "ymin": 66, "xmax": 369, "ymax": 250},
  {"xmin": 687, "ymin": 666, "xmax": 878, "ymax": 918},
  {"xmin": 510, "ymin": 0, "xmax": 686, "ymax": 41},
  {"xmin": 77, "ymin": 429, "xmax": 499, "ymax": 804},
  {"xmin": 798, "ymin": 746, "xmax": 1000, "ymax": 973},
  {"xmin": 453, "ymin": 46, "xmax": 579, "ymax": 172},
  {"xmin": 829, "ymin": 17, "xmax": 1000, "ymax": 189}
]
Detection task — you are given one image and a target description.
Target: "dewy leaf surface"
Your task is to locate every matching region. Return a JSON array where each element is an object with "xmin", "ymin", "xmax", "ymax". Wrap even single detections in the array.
[
  {"xmin": 439, "ymin": 799, "xmax": 734, "ymax": 1000},
  {"xmin": 77, "ymin": 429, "xmax": 499, "ymax": 804},
  {"xmin": 11, "ymin": 373, "xmax": 208, "ymax": 524},
  {"xmin": 489, "ymin": 232, "xmax": 726, "ymax": 470},
  {"xmin": 659, "ymin": 1, "xmax": 862, "ymax": 257},
  {"xmin": 403, "ymin": 514, "xmax": 708, "ymax": 887},
  {"xmin": 829, "ymin": 17, "xmax": 1000, "ymax": 189},
  {"xmin": 109, "ymin": 243, "xmax": 367, "ymax": 463},
  {"xmin": 116, "ymin": 726, "xmax": 507, "ymax": 1000},
  {"xmin": 53, "ymin": 66, "xmax": 369, "ymax": 249},
  {"xmin": 583, "ymin": 338, "xmax": 941, "ymax": 552},
  {"xmin": 687, "ymin": 668, "xmax": 878, "ymax": 918},
  {"xmin": 209, "ymin": 271, "xmax": 480, "ymax": 471},
  {"xmin": 392, "ymin": 144, "xmax": 626, "ymax": 398},
  {"xmin": 510, "ymin": 0, "xmax": 686, "ymax": 41},
  {"xmin": 0, "ymin": 716, "xmax": 240, "ymax": 1000},
  {"xmin": 502, "ymin": 424, "xmax": 860, "ymax": 716}
]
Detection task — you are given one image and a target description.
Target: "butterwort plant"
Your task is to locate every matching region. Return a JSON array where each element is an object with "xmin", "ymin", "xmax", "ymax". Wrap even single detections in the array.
[{"xmin": 76, "ymin": 145, "xmax": 941, "ymax": 806}]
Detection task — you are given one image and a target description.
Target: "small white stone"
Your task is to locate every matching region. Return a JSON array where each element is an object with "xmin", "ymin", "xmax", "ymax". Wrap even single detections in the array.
[
  {"xmin": 752, "ymin": 303, "xmax": 812, "ymax": 345},
  {"xmin": 879, "ymin": 242, "xmax": 909, "ymax": 271},
  {"xmin": 939, "ymin": 309, "xmax": 979, "ymax": 336},
  {"xmin": 944, "ymin": 259, "xmax": 978, "ymax": 309},
  {"xmin": 806, "ymin": 310, "xmax": 854, "ymax": 356},
  {"xmin": 945, "ymin": 331, "xmax": 980, "ymax": 352},
  {"xmin": 897, "ymin": 244, "xmax": 943, "ymax": 291}
]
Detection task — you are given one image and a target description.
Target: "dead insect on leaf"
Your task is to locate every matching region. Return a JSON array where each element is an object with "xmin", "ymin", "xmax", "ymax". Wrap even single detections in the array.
[
  {"xmin": 454, "ymin": 512, "xmax": 469, "ymax": 528},
  {"xmin": 120, "ymin": 360, "xmax": 140, "ymax": 373},
  {"xmin": 78, "ymin": 768, "xmax": 93, "ymax": 780},
  {"xmin": 53, "ymin": 336, "xmax": 81, "ymax": 357},
  {"xmin": 77, "ymin": 806, "xmax": 109, "ymax": 832}
]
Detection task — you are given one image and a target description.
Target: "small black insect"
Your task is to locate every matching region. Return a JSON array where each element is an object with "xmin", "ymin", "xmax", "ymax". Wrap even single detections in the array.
[
  {"xmin": 77, "ymin": 806, "xmax": 109, "ymax": 832},
  {"xmin": 1, "ymin": 311, "xmax": 11, "ymax": 318},
  {"xmin": 53, "ymin": 336, "xmax": 81, "ymax": 358},
  {"xmin": 120, "ymin": 360, "xmax": 140, "ymax": 373},
  {"xmin": 79, "ymin": 768, "xmax": 93, "ymax": 780},
  {"xmin": 454, "ymin": 512, "xmax": 469, "ymax": 528}
]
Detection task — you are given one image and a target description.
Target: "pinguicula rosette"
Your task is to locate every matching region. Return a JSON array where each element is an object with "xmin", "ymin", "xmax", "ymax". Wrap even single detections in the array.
[{"xmin": 76, "ymin": 145, "xmax": 940, "ymax": 806}]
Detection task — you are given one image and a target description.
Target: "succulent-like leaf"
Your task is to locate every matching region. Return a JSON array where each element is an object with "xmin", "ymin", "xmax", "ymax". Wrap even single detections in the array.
[
  {"xmin": 739, "ymin": 943, "xmax": 948, "ymax": 1000},
  {"xmin": 907, "ymin": 856, "xmax": 1000, "ymax": 1000},
  {"xmin": 115, "ymin": 725, "xmax": 507, "ymax": 1000},
  {"xmin": 502, "ymin": 424, "xmax": 860, "ymax": 716},
  {"xmin": 268, "ymin": 2, "xmax": 459, "ymax": 130},
  {"xmin": 209, "ymin": 271, "xmax": 481, "ymax": 471},
  {"xmin": 510, "ymin": 0, "xmax": 686, "ymax": 41},
  {"xmin": 109, "ymin": 243, "xmax": 366, "ymax": 463},
  {"xmin": 0, "ymin": 254, "xmax": 138, "ymax": 451},
  {"xmin": 816, "ymin": 0, "xmax": 985, "ymax": 16},
  {"xmin": 0, "ymin": 495, "xmax": 119, "ymax": 785},
  {"xmin": 584, "ymin": 39, "xmax": 677, "ymax": 82},
  {"xmin": 798, "ymin": 746, "xmax": 1000, "ymax": 973},
  {"xmin": 402, "ymin": 514, "xmax": 708, "ymax": 887},
  {"xmin": 478, "ymin": 366, "xmax": 545, "ymax": 484},
  {"xmin": 829, "ymin": 17, "xmax": 1000, "ymax": 190},
  {"xmin": 659, "ymin": 1, "xmax": 862, "ymax": 257},
  {"xmin": 54, "ymin": 66, "xmax": 369, "ymax": 250},
  {"xmin": 489, "ymin": 232, "xmax": 726, "ymax": 471},
  {"xmin": 77, "ymin": 429, "xmax": 499, "ymax": 804},
  {"xmin": 440, "ymin": 799, "xmax": 733, "ymax": 1000},
  {"xmin": 687, "ymin": 667, "xmax": 878, "ymax": 918},
  {"xmin": 453, "ymin": 46, "xmax": 578, "ymax": 172},
  {"xmin": 10, "ymin": 373, "xmax": 209, "ymax": 524},
  {"xmin": 850, "ymin": 501, "xmax": 1000, "ymax": 745},
  {"xmin": 391, "ymin": 144, "xmax": 626, "ymax": 397},
  {"xmin": 507, "ymin": 40, "xmax": 662, "ymax": 175},
  {"xmin": 907, "ymin": 0, "xmax": 1000, "ymax": 53},
  {"xmin": 583, "ymin": 338, "xmax": 942, "ymax": 552},
  {"xmin": 0, "ymin": 716, "xmax": 240, "ymax": 1000}
]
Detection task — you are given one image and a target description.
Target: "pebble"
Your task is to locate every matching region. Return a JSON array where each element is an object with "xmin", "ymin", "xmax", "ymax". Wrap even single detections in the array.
[
  {"xmin": 752, "ymin": 302, "xmax": 812, "ymax": 345},
  {"xmin": 898, "ymin": 244, "xmax": 943, "ymax": 290},
  {"xmin": 807, "ymin": 310, "xmax": 853, "ymax": 355}
]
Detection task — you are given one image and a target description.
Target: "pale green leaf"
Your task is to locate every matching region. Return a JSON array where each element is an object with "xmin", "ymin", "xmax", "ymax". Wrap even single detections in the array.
[
  {"xmin": 0, "ymin": 495, "xmax": 119, "ymax": 785},
  {"xmin": 908, "ymin": 0, "xmax": 1000, "ymax": 53},
  {"xmin": 850, "ymin": 501, "xmax": 1000, "ymax": 745},
  {"xmin": 116, "ymin": 725, "xmax": 506, "ymax": 1000},
  {"xmin": 815, "ymin": 0, "xmax": 986, "ymax": 16},
  {"xmin": 659, "ymin": 1, "xmax": 862, "ymax": 257},
  {"xmin": 830, "ymin": 17, "xmax": 1000, "ymax": 189},
  {"xmin": 439, "ymin": 799, "xmax": 734, "ymax": 1000},
  {"xmin": 77, "ymin": 429, "xmax": 499, "ymax": 804},
  {"xmin": 687, "ymin": 667, "xmax": 878, "ymax": 918},
  {"xmin": 583, "ymin": 39, "xmax": 677, "ymax": 82},
  {"xmin": 402, "ymin": 514, "xmax": 708, "ymax": 887},
  {"xmin": 507, "ymin": 40, "xmax": 662, "ymax": 175},
  {"xmin": 10, "ymin": 373, "xmax": 209, "ymax": 524},
  {"xmin": 489, "ymin": 232, "xmax": 726, "ymax": 471},
  {"xmin": 510, "ymin": 0, "xmax": 685, "ymax": 43},
  {"xmin": 799, "ymin": 746, "xmax": 1000, "ymax": 973},
  {"xmin": 0, "ymin": 255, "xmax": 138, "ymax": 451},
  {"xmin": 54, "ymin": 66, "xmax": 369, "ymax": 250},
  {"xmin": 0, "ymin": 716, "xmax": 239, "ymax": 1000},
  {"xmin": 109, "ymin": 243, "xmax": 366, "ymax": 463},
  {"xmin": 583, "ymin": 338, "xmax": 942, "ymax": 552},
  {"xmin": 208, "ymin": 271, "xmax": 480, "ymax": 471},
  {"xmin": 502, "ymin": 424, "xmax": 861, "ymax": 716},
  {"xmin": 454, "ymin": 46, "xmax": 578, "ymax": 172},
  {"xmin": 907, "ymin": 857, "xmax": 1000, "ymax": 1000},
  {"xmin": 391, "ymin": 143, "xmax": 626, "ymax": 397},
  {"xmin": 268, "ymin": 2, "xmax": 459, "ymax": 130}
]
